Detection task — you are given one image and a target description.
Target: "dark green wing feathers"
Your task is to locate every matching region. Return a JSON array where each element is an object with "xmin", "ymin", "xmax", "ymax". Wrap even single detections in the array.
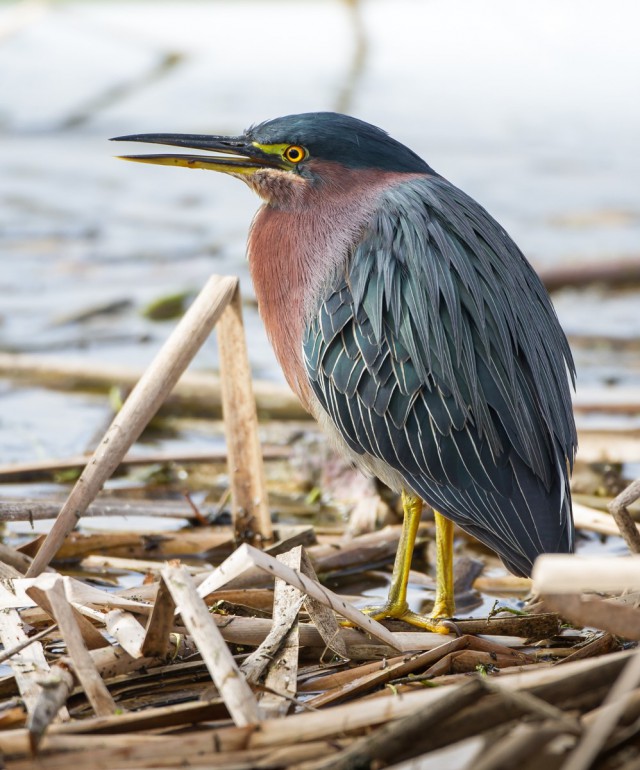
[{"xmin": 302, "ymin": 177, "xmax": 576, "ymax": 576}]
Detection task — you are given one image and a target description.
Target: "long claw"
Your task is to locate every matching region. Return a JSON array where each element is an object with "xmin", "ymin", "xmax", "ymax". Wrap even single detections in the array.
[{"xmin": 355, "ymin": 602, "xmax": 452, "ymax": 634}]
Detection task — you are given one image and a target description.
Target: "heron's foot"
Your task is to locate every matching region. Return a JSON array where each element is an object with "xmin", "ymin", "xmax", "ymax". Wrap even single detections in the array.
[{"xmin": 353, "ymin": 600, "xmax": 453, "ymax": 634}]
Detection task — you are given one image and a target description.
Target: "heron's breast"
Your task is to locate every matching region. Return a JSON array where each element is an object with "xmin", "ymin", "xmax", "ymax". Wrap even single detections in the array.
[
  {"xmin": 247, "ymin": 207, "xmax": 325, "ymax": 411},
  {"xmin": 247, "ymin": 168, "xmax": 424, "ymax": 412}
]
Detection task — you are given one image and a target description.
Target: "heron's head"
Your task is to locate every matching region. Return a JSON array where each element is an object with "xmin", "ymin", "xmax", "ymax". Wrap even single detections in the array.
[{"xmin": 112, "ymin": 112, "xmax": 433, "ymax": 208}]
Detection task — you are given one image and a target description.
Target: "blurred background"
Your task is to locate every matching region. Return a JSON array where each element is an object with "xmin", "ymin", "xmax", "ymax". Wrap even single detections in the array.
[{"xmin": 1, "ymin": 0, "xmax": 639, "ymax": 494}]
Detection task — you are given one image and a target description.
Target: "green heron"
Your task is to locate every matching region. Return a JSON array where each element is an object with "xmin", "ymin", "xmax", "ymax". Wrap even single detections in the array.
[{"xmin": 113, "ymin": 113, "xmax": 577, "ymax": 631}]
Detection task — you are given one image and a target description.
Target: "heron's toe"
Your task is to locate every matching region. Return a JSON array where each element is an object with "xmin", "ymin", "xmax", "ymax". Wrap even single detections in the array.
[{"xmin": 351, "ymin": 602, "xmax": 453, "ymax": 634}]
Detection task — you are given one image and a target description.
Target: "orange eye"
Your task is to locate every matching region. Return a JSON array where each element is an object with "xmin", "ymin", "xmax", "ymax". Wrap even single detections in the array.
[{"xmin": 284, "ymin": 145, "xmax": 306, "ymax": 163}]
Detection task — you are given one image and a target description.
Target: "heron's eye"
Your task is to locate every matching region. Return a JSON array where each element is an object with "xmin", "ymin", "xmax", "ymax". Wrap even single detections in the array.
[{"xmin": 284, "ymin": 145, "xmax": 306, "ymax": 163}]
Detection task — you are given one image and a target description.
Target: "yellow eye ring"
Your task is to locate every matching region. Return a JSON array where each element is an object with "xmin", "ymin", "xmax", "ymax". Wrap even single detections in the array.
[{"xmin": 283, "ymin": 145, "xmax": 306, "ymax": 163}]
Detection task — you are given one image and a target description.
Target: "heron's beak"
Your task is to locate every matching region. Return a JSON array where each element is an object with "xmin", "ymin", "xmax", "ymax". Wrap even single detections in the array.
[{"xmin": 110, "ymin": 133, "xmax": 285, "ymax": 175}]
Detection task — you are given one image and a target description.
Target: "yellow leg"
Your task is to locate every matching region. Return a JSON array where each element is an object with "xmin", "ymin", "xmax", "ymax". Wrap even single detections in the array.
[
  {"xmin": 432, "ymin": 510, "xmax": 455, "ymax": 618},
  {"xmin": 383, "ymin": 490, "xmax": 423, "ymax": 615},
  {"xmin": 356, "ymin": 491, "xmax": 455, "ymax": 632}
]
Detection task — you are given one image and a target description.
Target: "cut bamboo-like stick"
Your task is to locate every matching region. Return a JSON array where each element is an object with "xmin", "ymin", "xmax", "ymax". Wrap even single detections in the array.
[
  {"xmin": 197, "ymin": 543, "xmax": 400, "ymax": 650},
  {"xmin": 25, "ymin": 275, "xmax": 238, "ymax": 578},
  {"xmin": 532, "ymin": 555, "xmax": 640, "ymax": 594},
  {"xmin": 575, "ymin": 430, "xmax": 640, "ymax": 463},
  {"xmin": 161, "ymin": 563, "xmax": 261, "ymax": 726},
  {"xmin": 471, "ymin": 721, "xmax": 570, "ymax": 770},
  {"xmin": 40, "ymin": 576, "xmax": 117, "ymax": 718},
  {"xmin": 105, "ymin": 611, "xmax": 147, "ymax": 659},
  {"xmin": 217, "ymin": 285, "xmax": 273, "ymax": 546}
]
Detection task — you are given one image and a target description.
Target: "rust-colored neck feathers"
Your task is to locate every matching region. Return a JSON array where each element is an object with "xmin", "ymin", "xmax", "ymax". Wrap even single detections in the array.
[{"xmin": 247, "ymin": 161, "xmax": 414, "ymax": 410}]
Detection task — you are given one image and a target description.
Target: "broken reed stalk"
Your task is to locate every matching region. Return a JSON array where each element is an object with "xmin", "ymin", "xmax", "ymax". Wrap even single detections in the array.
[
  {"xmin": 216, "ymin": 284, "xmax": 273, "ymax": 546},
  {"xmin": 161, "ymin": 563, "xmax": 261, "ymax": 727},
  {"xmin": 259, "ymin": 549, "xmax": 304, "ymax": 717},
  {"xmin": 241, "ymin": 548, "xmax": 304, "ymax": 686},
  {"xmin": 25, "ymin": 275, "xmax": 238, "ymax": 577}
]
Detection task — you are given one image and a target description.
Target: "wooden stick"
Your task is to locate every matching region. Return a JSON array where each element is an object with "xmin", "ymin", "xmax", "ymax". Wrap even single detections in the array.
[
  {"xmin": 26, "ymin": 666, "xmax": 75, "ymax": 754},
  {"xmin": 25, "ymin": 275, "xmax": 238, "ymax": 578},
  {"xmin": 41, "ymin": 577, "xmax": 117, "ymax": 717},
  {"xmin": 196, "ymin": 543, "xmax": 400, "ymax": 650},
  {"xmin": 608, "ymin": 478, "xmax": 640, "ymax": 554},
  {"xmin": 575, "ymin": 430, "xmax": 640, "ymax": 464},
  {"xmin": 532, "ymin": 555, "xmax": 640, "ymax": 594},
  {"xmin": 161, "ymin": 563, "xmax": 261, "ymax": 726},
  {"xmin": 216, "ymin": 285, "xmax": 273, "ymax": 546}
]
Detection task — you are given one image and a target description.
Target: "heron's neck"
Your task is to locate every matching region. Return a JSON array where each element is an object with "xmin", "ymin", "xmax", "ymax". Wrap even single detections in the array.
[{"xmin": 247, "ymin": 167, "xmax": 417, "ymax": 409}]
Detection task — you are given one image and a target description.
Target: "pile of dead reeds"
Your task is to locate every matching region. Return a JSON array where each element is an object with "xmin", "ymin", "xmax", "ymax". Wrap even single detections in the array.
[{"xmin": 1, "ymin": 274, "xmax": 640, "ymax": 770}]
